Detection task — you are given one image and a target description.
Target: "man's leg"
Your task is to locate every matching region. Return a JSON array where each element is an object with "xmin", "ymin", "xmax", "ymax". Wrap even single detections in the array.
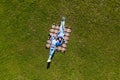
[
  {"xmin": 60, "ymin": 20, "xmax": 65, "ymax": 33},
  {"xmin": 58, "ymin": 17, "xmax": 65, "ymax": 38},
  {"xmin": 47, "ymin": 47, "xmax": 56, "ymax": 62}
]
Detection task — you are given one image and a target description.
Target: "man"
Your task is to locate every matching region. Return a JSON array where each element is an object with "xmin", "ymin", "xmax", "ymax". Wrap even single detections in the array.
[{"xmin": 47, "ymin": 17, "xmax": 65, "ymax": 62}]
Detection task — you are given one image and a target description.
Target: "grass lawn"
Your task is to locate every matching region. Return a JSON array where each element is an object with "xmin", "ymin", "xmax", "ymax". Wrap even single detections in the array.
[{"xmin": 0, "ymin": 0, "xmax": 120, "ymax": 80}]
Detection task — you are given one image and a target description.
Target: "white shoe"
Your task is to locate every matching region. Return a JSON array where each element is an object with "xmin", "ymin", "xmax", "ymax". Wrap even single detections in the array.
[{"xmin": 47, "ymin": 59, "xmax": 51, "ymax": 62}]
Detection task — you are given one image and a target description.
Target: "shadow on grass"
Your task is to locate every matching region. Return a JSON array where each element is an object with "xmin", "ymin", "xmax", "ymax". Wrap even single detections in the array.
[{"xmin": 47, "ymin": 62, "xmax": 51, "ymax": 69}]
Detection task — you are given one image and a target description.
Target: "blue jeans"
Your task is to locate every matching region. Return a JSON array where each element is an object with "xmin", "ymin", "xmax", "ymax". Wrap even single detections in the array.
[
  {"xmin": 48, "ymin": 46, "xmax": 56, "ymax": 60},
  {"xmin": 58, "ymin": 21, "xmax": 65, "ymax": 38}
]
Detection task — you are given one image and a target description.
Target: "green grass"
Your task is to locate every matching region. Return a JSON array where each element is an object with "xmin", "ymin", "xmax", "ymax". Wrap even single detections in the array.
[{"xmin": 0, "ymin": 0, "xmax": 120, "ymax": 80}]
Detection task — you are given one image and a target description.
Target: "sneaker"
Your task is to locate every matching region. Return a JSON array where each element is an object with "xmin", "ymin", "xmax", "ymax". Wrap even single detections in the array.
[
  {"xmin": 47, "ymin": 59, "xmax": 51, "ymax": 62},
  {"xmin": 62, "ymin": 17, "xmax": 65, "ymax": 21}
]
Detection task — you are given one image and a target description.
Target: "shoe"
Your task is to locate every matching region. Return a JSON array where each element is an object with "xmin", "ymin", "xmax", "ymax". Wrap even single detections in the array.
[
  {"xmin": 47, "ymin": 59, "xmax": 51, "ymax": 62},
  {"xmin": 62, "ymin": 17, "xmax": 65, "ymax": 21}
]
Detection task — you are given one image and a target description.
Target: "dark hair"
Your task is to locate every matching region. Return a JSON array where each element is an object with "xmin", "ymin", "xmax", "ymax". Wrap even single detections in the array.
[{"xmin": 48, "ymin": 34, "xmax": 51, "ymax": 39}]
